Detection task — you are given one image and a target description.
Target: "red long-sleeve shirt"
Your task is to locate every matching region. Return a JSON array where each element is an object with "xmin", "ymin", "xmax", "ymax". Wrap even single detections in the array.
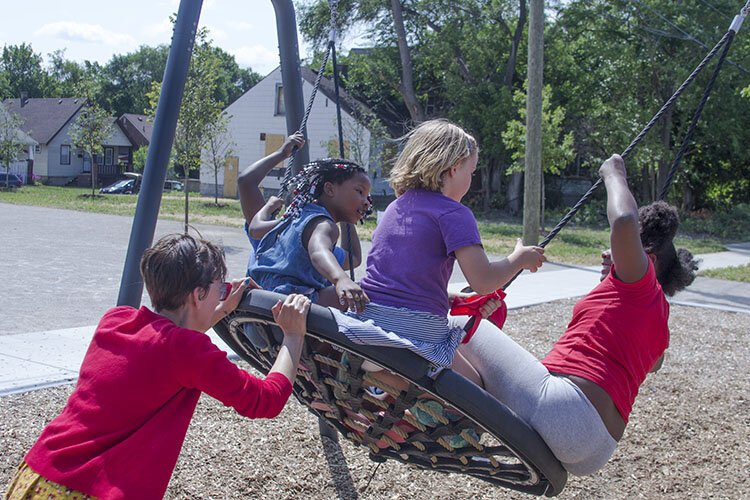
[{"xmin": 25, "ymin": 306, "xmax": 292, "ymax": 500}]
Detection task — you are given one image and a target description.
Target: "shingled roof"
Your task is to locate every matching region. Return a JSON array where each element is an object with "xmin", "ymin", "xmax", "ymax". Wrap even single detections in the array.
[
  {"xmin": 2, "ymin": 97, "xmax": 86, "ymax": 145},
  {"xmin": 117, "ymin": 113, "xmax": 153, "ymax": 148}
]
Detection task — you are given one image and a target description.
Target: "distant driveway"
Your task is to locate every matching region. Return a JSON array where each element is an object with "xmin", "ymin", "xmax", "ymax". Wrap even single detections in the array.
[{"xmin": 0, "ymin": 203, "xmax": 254, "ymax": 336}]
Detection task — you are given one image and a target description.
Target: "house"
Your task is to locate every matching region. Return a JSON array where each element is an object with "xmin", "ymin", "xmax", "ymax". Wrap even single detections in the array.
[
  {"xmin": 0, "ymin": 103, "xmax": 37, "ymax": 183},
  {"xmin": 117, "ymin": 113, "xmax": 153, "ymax": 150},
  {"xmin": 2, "ymin": 97, "xmax": 134, "ymax": 186},
  {"xmin": 199, "ymin": 66, "xmax": 386, "ymax": 198}
]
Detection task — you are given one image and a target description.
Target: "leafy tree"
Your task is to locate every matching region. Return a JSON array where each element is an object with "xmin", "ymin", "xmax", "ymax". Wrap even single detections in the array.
[
  {"xmin": 503, "ymin": 83, "xmax": 575, "ymax": 225},
  {"xmin": 203, "ymin": 113, "xmax": 234, "ymax": 205},
  {"xmin": 46, "ymin": 49, "xmax": 101, "ymax": 99},
  {"xmin": 503, "ymin": 84, "xmax": 575, "ymax": 177},
  {"xmin": 69, "ymin": 101, "xmax": 114, "ymax": 197},
  {"xmin": 132, "ymin": 145, "xmax": 148, "ymax": 173},
  {"xmin": 146, "ymin": 27, "xmax": 225, "ymax": 232},
  {"xmin": 0, "ymin": 106, "xmax": 27, "ymax": 187},
  {"xmin": 100, "ymin": 45, "xmax": 170, "ymax": 117},
  {"xmin": 0, "ymin": 43, "xmax": 51, "ymax": 99}
]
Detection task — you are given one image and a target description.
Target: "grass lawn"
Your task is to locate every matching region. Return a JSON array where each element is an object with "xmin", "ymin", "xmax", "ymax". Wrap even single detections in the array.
[
  {"xmin": 700, "ymin": 264, "xmax": 750, "ymax": 282},
  {"xmin": 0, "ymin": 185, "xmax": 731, "ymax": 267}
]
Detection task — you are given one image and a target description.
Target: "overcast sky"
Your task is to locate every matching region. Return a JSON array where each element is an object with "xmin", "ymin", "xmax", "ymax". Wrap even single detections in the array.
[{"xmin": 1, "ymin": 0, "xmax": 358, "ymax": 77}]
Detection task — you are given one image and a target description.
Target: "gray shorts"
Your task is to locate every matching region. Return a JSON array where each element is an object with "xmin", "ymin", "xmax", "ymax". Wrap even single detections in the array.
[{"xmin": 449, "ymin": 317, "xmax": 618, "ymax": 476}]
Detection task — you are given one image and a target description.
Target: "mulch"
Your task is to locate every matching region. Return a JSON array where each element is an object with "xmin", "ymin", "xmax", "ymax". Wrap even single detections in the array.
[{"xmin": 1, "ymin": 299, "xmax": 747, "ymax": 499}]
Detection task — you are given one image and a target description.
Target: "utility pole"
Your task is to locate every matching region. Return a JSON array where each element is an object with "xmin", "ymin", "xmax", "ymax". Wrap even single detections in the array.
[{"xmin": 523, "ymin": 0, "xmax": 544, "ymax": 245}]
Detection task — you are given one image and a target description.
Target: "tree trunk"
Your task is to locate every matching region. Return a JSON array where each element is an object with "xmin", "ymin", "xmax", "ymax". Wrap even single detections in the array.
[
  {"xmin": 214, "ymin": 164, "xmax": 219, "ymax": 205},
  {"xmin": 656, "ymin": 102, "xmax": 674, "ymax": 201},
  {"xmin": 390, "ymin": 0, "xmax": 425, "ymax": 123},
  {"xmin": 91, "ymin": 161, "xmax": 98, "ymax": 197},
  {"xmin": 503, "ymin": 0, "xmax": 528, "ymax": 89},
  {"xmin": 682, "ymin": 182, "xmax": 695, "ymax": 212},
  {"xmin": 523, "ymin": 0, "xmax": 544, "ymax": 246},
  {"xmin": 482, "ymin": 166, "xmax": 491, "ymax": 211},
  {"xmin": 507, "ymin": 170, "xmax": 523, "ymax": 215},
  {"xmin": 184, "ymin": 168, "xmax": 190, "ymax": 234}
]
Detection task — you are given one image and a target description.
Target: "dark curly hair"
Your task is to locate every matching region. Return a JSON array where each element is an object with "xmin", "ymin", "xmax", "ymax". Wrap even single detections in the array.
[
  {"xmin": 282, "ymin": 158, "xmax": 371, "ymax": 220},
  {"xmin": 638, "ymin": 201, "xmax": 698, "ymax": 296}
]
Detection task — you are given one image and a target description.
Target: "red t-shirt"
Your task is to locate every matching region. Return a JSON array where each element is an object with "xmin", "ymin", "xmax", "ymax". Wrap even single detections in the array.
[
  {"xmin": 542, "ymin": 260, "xmax": 669, "ymax": 423},
  {"xmin": 25, "ymin": 306, "xmax": 292, "ymax": 500}
]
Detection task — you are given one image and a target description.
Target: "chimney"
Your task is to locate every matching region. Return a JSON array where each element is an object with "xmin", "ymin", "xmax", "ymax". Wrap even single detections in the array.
[{"xmin": 20, "ymin": 91, "xmax": 28, "ymax": 107}]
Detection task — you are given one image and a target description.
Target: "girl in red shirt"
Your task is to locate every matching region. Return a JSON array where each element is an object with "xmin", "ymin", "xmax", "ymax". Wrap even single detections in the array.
[
  {"xmin": 5, "ymin": 234, "xmax": 311, "ymax": 500},
  {"xmin": 453, "ymin": 155, "xmax": 698, "ymax": 475}
]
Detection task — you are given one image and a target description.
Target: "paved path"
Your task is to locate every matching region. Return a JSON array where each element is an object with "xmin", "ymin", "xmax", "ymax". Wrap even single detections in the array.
[{"xmin": 1, "ymin": 202, "xmax": 748, "ymax": 396}]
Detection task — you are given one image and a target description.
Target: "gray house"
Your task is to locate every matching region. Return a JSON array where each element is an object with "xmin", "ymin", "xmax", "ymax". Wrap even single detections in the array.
[
  {"xmin": 3, "ymin": 97, "xmax": 133, "ymax": 186},
  {"xmin": 0, "ymin": 103, "xmax": 37, "ymax": 183}
]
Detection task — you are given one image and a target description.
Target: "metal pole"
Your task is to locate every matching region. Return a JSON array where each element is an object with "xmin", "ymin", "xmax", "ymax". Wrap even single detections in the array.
[
  {"xmin": 117, "ymin": 0, "xmax": 203, "ymax": 307},
  {"xmin": 271, "ymin": 0, "xmax": 338, "ymax": 442},
  {"xmin": 271, "ymin": 0, "xmax": 310, "ymax": 173}
]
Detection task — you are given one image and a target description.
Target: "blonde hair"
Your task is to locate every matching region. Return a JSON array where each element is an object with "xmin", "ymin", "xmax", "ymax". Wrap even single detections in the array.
[{"xmin": 389, "ymin": 119, "xmax": 477, "ymax": 196}]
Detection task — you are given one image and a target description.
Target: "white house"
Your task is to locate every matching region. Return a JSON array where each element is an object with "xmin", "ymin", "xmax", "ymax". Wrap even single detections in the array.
[
  {"xmin": 2, "ymin": 98, "xmax": 133, "ymax": 186},
  {"xmin": 200, "ymin": 66, "xmax": 376, "ymax": 198}
]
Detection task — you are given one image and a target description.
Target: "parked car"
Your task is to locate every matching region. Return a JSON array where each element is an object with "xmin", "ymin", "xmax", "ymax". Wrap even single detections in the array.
[
  {"xmin": 0, "ymin": 172, "xmax": 23, "ymax": 188},
  {"xmin": 163, "ymin": 180, "xmax": 184, "ymax": 192},
  {"xmin": 100, "ymin": 179, "xmax": 136, "ymax": 194}
]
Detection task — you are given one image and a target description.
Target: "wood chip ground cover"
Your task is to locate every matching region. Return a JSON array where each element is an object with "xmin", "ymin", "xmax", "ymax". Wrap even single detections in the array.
[{"xmin": 1, "ymin": 301, "xmax": 747, "ymax": 499}]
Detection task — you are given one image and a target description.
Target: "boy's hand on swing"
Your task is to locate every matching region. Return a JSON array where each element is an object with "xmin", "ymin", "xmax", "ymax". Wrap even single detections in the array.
[
  {"xmin": 272, "ymin": 294, "xmax": 310, "ymax": 338},
  {"xmin": 220, "ymin": 277, "xmax": 258, "ymax": 313},
  {"xmin": 280, "ymin": 132, "xmax": 305, "ymax": 158},
  {"xmin": 335, "ymin": 277, "xmax": 370, "ymax": 313}
]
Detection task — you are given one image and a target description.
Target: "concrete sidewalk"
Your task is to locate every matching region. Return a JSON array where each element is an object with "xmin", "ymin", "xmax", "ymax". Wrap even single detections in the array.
[
  {"xmin": 1, "ymin": 203, "xmax": 748, "ymax": 396},
  {"xmin": 2, "ymin": 249, "xmax": 747, "ymax": 397}
]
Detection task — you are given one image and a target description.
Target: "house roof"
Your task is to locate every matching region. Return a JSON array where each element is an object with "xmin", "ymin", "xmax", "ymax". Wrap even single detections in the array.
[
  {"xmin": 0, "ymin": 104, "xmax": 37, "ymax": 146},
  {"xmin": 117, "ymin": 113, "xmax": 153, "ymax": 148},
  {"xmin": 2, "ymin": 97, "xmax": 86, "ymax": 145},
  {"xmin": 300, "ymin": 66, "xmax": 394, "ymax": 137}
]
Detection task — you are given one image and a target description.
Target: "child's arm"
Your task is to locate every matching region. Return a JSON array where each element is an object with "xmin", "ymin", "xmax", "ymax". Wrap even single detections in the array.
[
  {"xmin": 303, "ymin": 217, "xmax": 369, "ymax": 312},
  {"xmin": 268, "ymin": 294, "xmax": 309, "ymax": 384},
  {"xmin": 238, "ymin": 132, "xmax": 304, "ymax": 225},
  {"xmin": 454, "ymin": 239, "xmax": 546, "ymax": 295},
  {"xmin": 338, "ymin": 222, "xmax": 363, "ymax": 270},
  {"xmin": 249, "ymin": 196, "xmax": 285, "ymax": 240},
  {"xmin": 599, "ymin": 154, "xmax": 648, "ymax": 283}
]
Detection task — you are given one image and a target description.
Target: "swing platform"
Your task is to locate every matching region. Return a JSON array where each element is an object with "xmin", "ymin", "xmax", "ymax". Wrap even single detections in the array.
[{"xmin": 214, "ymin": 289, "xmax": 568, "ymax": 497}]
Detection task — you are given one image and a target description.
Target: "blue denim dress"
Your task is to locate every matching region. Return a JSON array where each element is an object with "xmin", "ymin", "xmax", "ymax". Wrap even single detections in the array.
[{"xmin": 249, "ymin": 203, "xmax": 345, "ymax": 302}]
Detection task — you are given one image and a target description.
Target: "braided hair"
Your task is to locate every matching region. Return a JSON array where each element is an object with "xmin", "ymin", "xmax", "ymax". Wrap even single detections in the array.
[{"xmin": 282, "ymin": 158, "xmax": 372, "ymax": 220}]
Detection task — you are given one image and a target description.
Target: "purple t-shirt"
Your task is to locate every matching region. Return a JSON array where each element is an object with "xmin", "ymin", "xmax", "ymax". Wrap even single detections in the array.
[{"xmin": 360, "ymin": 189, "xmax": 482, "ymax": 316}]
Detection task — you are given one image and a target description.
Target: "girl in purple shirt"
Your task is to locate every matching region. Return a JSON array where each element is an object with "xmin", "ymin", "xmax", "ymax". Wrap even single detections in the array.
[{"xmin": 335, "ymin": 119, "xmax": 545, "ymax": 379}]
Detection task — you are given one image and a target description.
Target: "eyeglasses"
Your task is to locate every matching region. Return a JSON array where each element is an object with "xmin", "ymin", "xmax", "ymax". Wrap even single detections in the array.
[{"xmin": 219, "ymin": 282, "xmax": 232, "ymax": 301}]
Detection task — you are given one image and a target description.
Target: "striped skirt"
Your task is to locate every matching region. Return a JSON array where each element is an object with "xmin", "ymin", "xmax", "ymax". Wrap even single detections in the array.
[{"xmin": 330, "ymin": 302, "xmax": 464, "ymax": 368}]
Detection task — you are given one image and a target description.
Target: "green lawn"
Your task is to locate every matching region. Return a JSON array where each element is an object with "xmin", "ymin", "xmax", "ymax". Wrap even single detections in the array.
[
  {"xmin": 700, "ymin": 264, "xmax": 750, "ymax": 282},
  {"xmin": 0, "ymin": 185, "xmax": 247, "ymax": 227},
  {"xmin": 0, "ymin": 185, "xmax": 731, "ymax": 268}
]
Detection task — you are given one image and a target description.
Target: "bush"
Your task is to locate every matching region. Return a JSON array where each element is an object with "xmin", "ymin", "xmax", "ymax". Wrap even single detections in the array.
[{"xmin": 680, "ymin": 204, "xmax": 750, "ymax": 241}]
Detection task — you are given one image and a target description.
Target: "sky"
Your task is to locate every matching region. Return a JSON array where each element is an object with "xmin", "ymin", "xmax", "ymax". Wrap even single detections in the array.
[{"xmin": 1, "ymin": 0, "xmax": 364, "ymax": 77}]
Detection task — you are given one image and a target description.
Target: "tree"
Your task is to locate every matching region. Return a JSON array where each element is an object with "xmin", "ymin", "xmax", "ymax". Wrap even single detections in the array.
[
  {"xmin": 203, "ymin": 113, "xmax": 234, "ymax": 205},
  {"xmin": 0, "ymin": 106, "xmax": 26, "ymax": 187},
  {"xmin": 69, "ymin": 101, "xmax": 114, "ymax": 197},
  {"xmin": 146, "ymin": 27, "xmax": 225, "ymax": 232},
  {"xmin": 100, "ymin": 45, "xmax": 170, "ymax": 117},
  {"xmin": 503, "ymin": 83, "xmax": 575, "ymax": 228},
  {"xmin": 0, "ymin": 43, "xmax": 51, "ymax": 99}
]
